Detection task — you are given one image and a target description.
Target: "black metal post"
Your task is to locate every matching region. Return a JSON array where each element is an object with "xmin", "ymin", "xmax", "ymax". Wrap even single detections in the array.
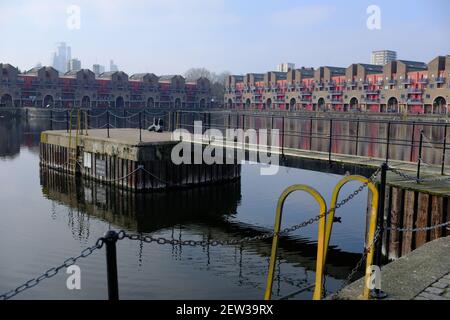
[
  {"xmin": 107, "ymin": 110, "xmax": 110, "ymax": 138},
  {"xmin": 66, "ymin": 110, "xmax": 69, "ymax": 133},
  {"xmin": 442, "ymin": 124, "xmax": 447, "ymax": 175},
  {"xmin": 385, "ymin": 122, "xmax": 391, "ymax": 165},
  {"xmin": 242, "ymin": 114, "xmax": 245, "ymax": 131},
  {"xmin": 355, "ymin": 118, "xmax": 359, "ymax": 156},
  {"xmin": 309, "ymin": 117, "xmax": 313, "ymax": 150},
  {"xmin": 328, "ymin": 119, "xmax": 333, "ymax": 164},
  {"xmin": 410, "ymin": 121, "xmax": 416, "ymax": 162},
  {"xmin": 417, "ymin": 130, "xmax": 424, "ymax": 181},
  {"xmin": 123, "ymin": 109, "xmax": 126, "ymax": 128},
  {"xmin": 371, "ymin": 162, "xmax": 388, "ymax": 299},
  {"xmin": 281, "ymin": 116, "xmax": 285, "ymax": 155},
  {"xmin": 228, "ymin": 113, "xmax": 231, "ymax": 129},
  {"xmin": 104, "ymin": 230, "xmax": 119, "ymax": 300},
  {"xmin": 50, "ymin": 109, "xmax": 53, "ymax": 130},
  {"xmin": 139, "ymin": 112, "xmax": 142, "ymax": 142}
]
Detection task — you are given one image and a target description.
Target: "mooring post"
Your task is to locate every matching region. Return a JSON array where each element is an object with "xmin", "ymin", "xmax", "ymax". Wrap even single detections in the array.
[
  {"xmin": 410, "ymin": 121, "xmax": 416, "ymax": 162},
  {"xmin": 417, "ymin": 130, "xmax": 424, "ymax": 181},
  {"xmin": 355, "ymin": 118, "xmax": 359, "ymax": 156},
  {"xmin": 139, "ymin": 112, "xmax": 142, "ymax": 142},
  {"xmin": 107, "ymin": 110, "xmax": 110, "ymax": 138},
  {"xmin": 103, "ymin": 230, "xmax": 119, "ymax": 300},
  {"xmin": 328, "ymin": 119, "xmax": 333, "ymax": 164},
  {"xmin": 442, "ymin": 124, "xmax": 447, "ymax": 175},
  {"xmin": 371, "ymin": 162, "xmax": 388, "ymax": 299},
  {"xmin": 385, "ymin": 122, "xmax": 391, "ymax": 165}
]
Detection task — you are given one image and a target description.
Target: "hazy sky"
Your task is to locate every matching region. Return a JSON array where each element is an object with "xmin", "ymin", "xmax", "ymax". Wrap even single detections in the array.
[{"xmin": 1, "ymin": 0, "xmax": 449, "ymax": 75}]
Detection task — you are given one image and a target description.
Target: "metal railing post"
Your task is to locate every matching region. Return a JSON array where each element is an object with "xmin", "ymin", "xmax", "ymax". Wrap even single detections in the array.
[
  {"xmin": 442, "ymin": 124, "xmax": 447, "ymax": 175},
  {"xmin": 385, "ymin": 122, "xmax": 391, "ymax": 165},
  {"xmin": 107, "ymin": 110, "xmax": 110, "ymax": 138},
  {"xmin": 309, "ymin": 117, "xmax": 313, "ymax": 150},
  {"xmin": 66, "ymin": 110, "xmax": 69, "ymax": 133},
  {"xmin": 355, "ymin": 118, "xmax": 359, "ymax": 156},
  {"xmin": 410, "ymin": 121, "xmax": 416, "ymax": 162},
  {"xmin": 371, "ymin": 163, "xmax": 388, "ymax": 299},
  {"xmin": 281, "ymin": 116, "xmax": 285, "ymax": 155},
  {"xmin": 50, "ymin": 109, "xmax": 53, "ymax": 130},
  {"xmin": 242, "ymin": 114, "xmax": 245, "ymax": 131},
  {"xmin": 417, "ymin": 130, "xmax": 424, "ymax": 180},
  {"xmin": 328, "ymin": 119, "xmax": 333, "ymax": 164},
  {"xmin": 104, "ymin": 230, "xmax": 119, "ymax": 300},
  {"xmin": 139, "ymin": 112, "xmax": 142, "ymax": 142}
]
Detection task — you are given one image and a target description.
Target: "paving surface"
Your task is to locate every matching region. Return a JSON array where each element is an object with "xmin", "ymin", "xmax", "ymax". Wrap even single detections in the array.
[{"xmin": 333, "ymin": 236, "xmax": 450, "ymax": 300}]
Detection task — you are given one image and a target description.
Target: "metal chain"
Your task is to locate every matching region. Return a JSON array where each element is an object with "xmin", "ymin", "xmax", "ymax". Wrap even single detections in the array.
[
  {"xmin": 120, "ymin": 167, "xmax": 381, "ymax": 247},
  {"xmin": 389, "ymin": 166, "xmax": 450, "ymax": 183},
  {"xmin": 386, "ymin": 220, "xmax": 450, "ymax": 233},
  {"xmin": 0, "ymin": 238, "xmax": 104, "ymax": 300},
  {"xmin": 331, "ymin": 227, "xmax": 381, "ymax": 300}
]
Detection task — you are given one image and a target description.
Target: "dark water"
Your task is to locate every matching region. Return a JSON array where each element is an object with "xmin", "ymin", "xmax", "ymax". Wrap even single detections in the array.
[{"xmin": 0, "ymin": 117, "xmax": 371, "ymax": 300}]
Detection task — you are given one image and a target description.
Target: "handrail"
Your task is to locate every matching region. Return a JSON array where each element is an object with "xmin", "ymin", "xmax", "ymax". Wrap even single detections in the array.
[
  {"xmin": 264, "ymin": 185, "xmax": 327, "ymax": 300},
  {"xmin": 326, "ymin": 175, "xmax": 379, "ymax": 299}
]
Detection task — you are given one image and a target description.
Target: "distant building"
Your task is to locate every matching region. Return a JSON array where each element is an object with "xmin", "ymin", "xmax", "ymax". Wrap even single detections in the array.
[
  {"xmin": 92, "ymin": 64, "xmax": 105, "ymax": 76},
  {"xmin": 110, "ymin": 60, "xmax": 118, "ymax": 72},
  {"xmin": 67, "ymin": 58, "xmax": 81, "ymax": 72},
  {"xmin": 277, "ymin": 63, "xmax": 295, "ymax": 72},
  {"xmin": 51, "ymin": 42, "xmax": 71, "ymax": 73},
  {"xmin": 371, "ymin": 50, "xmax": 397, "ymax": 65}
]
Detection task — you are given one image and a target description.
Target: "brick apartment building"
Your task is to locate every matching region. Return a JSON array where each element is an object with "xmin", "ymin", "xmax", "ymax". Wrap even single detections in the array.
[
  {"xmin": 224, "ymin": 55, "xmax": 450, "ymax": 114},
  {"xmin": 0, "ymin": 65, "xmax": 212, "ymax": 109}
]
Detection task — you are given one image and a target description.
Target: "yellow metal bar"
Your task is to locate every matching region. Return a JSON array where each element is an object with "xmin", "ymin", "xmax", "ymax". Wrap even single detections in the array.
[
  {"xmin": 264, "ymin": 185, "xmax": 327, "ymax": 300},
  {"xmin": 325, "ymin": 175, "xmax": 379, "ymax": 300}
]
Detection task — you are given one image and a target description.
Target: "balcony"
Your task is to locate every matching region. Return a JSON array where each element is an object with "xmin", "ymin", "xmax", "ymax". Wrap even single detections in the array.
[
  {"xmin": 434, "ymin": 77, "xmax": 445, "ymax": 84},
  {"xmin": 300, "ymin": 97, "xmax": 312, "ymax": 102},
  {"xmin": 407, "ymin": 98, "xmax": 423, "ymax": 104},
  {"xmin": 418, "ymin": 78, "xmax": 428, "ymax": 84},
  {"xmin": 407, "ymin": 88, "xmax": 423, "ymax": 94},
  {"xmin": 364, "ymin": 89, "xmax": 380, "ymax": 95},
  {"xmin": 364, "ymin": 99, "xmax": 380, "ymax": 104},
  {"xmin": 331, "ymin": 99, "xmax": 343, "ymax": 104},
  {"xmin": 347, "ymin": 81, "xmax": 357, "ymax": 87},
  {"xmin": 402, "ymin": 78, "xmax": 411, "ymax": 85},
  {"xmin": 329, "ymin": 90, "xmax": 343, "ymax": 95},
  {"xmin": 299, "ymin": 92, "xmax": 312, "ymax": 96},
  {"xmin": 388, "ymin": 80, "xmax": 397, "ymax": 85}
]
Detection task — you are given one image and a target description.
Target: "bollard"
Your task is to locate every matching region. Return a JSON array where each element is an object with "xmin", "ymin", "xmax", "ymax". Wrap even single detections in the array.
[
  {"xmin": 417, "ymin": 130, "xmax": 424, "ymax": 181},
  {"xmin": 103, "ymin": 230, "xmax": 119, "ymax": 300},
  {"xmin": 371, "ymin": 162, "xmax": 388, "ymax": 299}
]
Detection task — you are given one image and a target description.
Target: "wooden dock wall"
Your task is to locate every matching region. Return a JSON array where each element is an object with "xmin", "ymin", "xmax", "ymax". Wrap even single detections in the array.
[
  {"xmin": 366, "ymin": 184, "xmax": 450, "ymax": 261},
  {"xmin": 40, "ymin": 141, "xmax": 241, "ymax": 191}
]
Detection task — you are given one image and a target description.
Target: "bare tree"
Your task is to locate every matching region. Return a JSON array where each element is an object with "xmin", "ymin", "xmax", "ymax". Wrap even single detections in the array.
[{"xmin": 184, "ymin": 68, "xmax": 231, "ymax": 107}]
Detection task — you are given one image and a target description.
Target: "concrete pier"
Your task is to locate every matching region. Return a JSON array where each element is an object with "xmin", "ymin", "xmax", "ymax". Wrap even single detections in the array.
[{"xmin": 40, "ymin": 128, "xmax": 241, "ymax": 191}]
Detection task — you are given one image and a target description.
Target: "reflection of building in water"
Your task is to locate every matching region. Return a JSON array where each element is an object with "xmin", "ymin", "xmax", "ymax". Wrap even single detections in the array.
[
  {"xmin": 0, "ymin": 119, "xmax": 21, "ymax": 158},
  {"xmin": 0, "ymin": 118, "xmax": 54, "ymax": 158},
  {"xmin": 40, "ymin": 167, "xmax": 362, "ymax": 282}
]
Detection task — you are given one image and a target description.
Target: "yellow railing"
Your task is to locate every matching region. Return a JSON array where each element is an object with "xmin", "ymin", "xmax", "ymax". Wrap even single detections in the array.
[{"xmin": 264, "ymin": 176, "xmax": 379, "ymax": 300}]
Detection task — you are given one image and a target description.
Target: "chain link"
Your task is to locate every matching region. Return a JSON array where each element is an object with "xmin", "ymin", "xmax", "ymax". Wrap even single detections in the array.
[
  {"xmin": 389, "ymin": 166, "xmax": 450, "ymax": 184},
  {"xmin": 0, "ymin": 238, "xmax": 104, "ymax": 300},
  {"xmin": 331, "ymin": 227, "xmax": 381, "ymax": 300},
  {"xmin": 386, "ymin": 220, "xmax": 450, "ymax": 233}
]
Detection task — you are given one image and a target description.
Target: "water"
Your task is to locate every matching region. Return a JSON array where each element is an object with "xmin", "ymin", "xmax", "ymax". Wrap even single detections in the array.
[{"xmin": 0, "ymin": 117, "xmax": 371, "ymax": 300}]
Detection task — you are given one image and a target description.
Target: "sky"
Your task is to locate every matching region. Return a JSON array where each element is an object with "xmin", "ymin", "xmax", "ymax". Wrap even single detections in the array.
[{"xmin": 0, "ymin": 0, "xmax": 449, "ymax": 75}]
